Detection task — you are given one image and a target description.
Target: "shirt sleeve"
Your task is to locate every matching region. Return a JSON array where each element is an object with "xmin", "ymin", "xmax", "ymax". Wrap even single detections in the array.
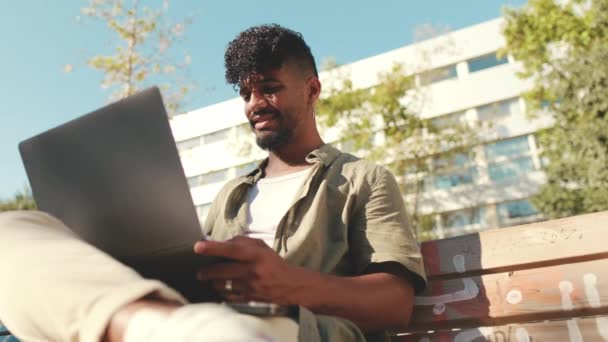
[{"xmin": 349, "ymin": 165, "xmax": 428, "ymax": 293}]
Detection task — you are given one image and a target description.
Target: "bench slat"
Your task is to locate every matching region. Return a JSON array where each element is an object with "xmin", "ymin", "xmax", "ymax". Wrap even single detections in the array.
[
  {"xmin": 395, "ymin": 315, "xmax": 608, "ymax": 341},
  {"xmin": 421, "ymin": 211, "xmax": 608, "ymax": 279},
  {"xmin": 409, "ymin": 257, "xmax": 608, "ymax": 331}
]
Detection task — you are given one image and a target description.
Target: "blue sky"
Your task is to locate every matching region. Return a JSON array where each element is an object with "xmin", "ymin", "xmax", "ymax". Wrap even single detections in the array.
[{"xmin": 0, "ymin": 0, "xmax": 526, "ymax": 199}]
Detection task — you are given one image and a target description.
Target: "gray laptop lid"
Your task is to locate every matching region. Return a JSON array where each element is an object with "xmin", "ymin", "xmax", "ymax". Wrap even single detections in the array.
[{"xmin": 19, "ymin": 87, "xmax": 205, "ymax": 266}]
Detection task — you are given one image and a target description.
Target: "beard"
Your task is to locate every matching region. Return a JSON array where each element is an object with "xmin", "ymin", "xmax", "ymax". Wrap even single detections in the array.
[
  {"xmin": 255, "ymin": 125, "xmax": 292, "ymax": 151},
  {"xmin": 249, "ymin": 109, "xmax": 295, "ymax": 151}
]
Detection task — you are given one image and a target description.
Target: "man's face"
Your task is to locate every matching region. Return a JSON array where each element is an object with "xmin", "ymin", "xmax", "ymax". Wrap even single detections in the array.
[{"xmin": 238, "ymin": 63, "xmax": 312, "ymax": 151}]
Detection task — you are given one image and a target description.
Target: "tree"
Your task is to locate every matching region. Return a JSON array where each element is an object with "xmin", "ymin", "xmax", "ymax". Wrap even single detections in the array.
[
  {"xmin": 503, "ymin": 0, "xmax": 608, "ymax": 219},
  {"xmin": 317, "ymin": 62, "xmax": 482, "ymax": 241},
  {"xmin": 0, "ymin": 188, "xmax": 37, "ymax": 212},
  {"xmin": 75, "ymin": 0, "xmax": 194, "ymax": 116}
]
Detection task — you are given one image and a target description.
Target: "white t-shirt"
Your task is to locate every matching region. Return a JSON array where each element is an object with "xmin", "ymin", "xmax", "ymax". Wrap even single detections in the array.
[{"xmin": 245, "ymin": 167, "xmax": 312, "ymax": 246}]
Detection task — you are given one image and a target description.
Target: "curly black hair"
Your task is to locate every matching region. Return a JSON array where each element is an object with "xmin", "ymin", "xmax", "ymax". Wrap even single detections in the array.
[{"xmin": 224, "ymin": 24, "xmax": 318, "ymax": 87}]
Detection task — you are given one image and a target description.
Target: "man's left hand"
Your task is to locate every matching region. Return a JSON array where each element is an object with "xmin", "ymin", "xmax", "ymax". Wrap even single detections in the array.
[{"xmin": 194, "ymin": 236, "xmax": 299, "ymax": 304}]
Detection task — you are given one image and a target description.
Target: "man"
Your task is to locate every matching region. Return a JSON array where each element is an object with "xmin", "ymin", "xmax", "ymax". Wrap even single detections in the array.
[
  {"xmin": 192, "ymin": 24, "xmax": 427, "ymax": 341},
  {"xmin": 0, "ymin": 25, "xmax": 425, "ymax": 342}
]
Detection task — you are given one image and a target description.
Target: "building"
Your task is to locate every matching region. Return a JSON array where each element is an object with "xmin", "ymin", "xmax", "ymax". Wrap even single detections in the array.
[{"xmin": 169, "ymin": 18, "xmax": 551, "ymax": 240}]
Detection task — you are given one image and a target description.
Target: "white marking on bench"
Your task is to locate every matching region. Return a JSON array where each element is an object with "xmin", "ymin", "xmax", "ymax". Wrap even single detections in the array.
[
  {"xmin": 560, "ymin": 281, "xmax": 583, "ymax": 342},
  {"xmin": 560, "ymin": 281, "xmax": 575, "ymax": 310},
  {"xmin": 583, "ymin": 273, "xmax": 608, "ymax": 340},
  {"xmin": 585, "ymin": 274, "xmax": 601, "ymax": 307},
  {"xmin": 506, "ymin": 289, "xmax": 523, "ymax": 304},
  {"xmin": 567, "ymin": 320, "xmax": 583, "ymax": 342},
  {"xmin": 515, "ymin": 327, "xmax": 530, "ymax": 342},
  {"xmin": 414, "ymin": 255, "xmax": 479, "ymax": 315},
  {"xmin": 522, "ymin": 228, "xmax": 561, "ymax": 244}
]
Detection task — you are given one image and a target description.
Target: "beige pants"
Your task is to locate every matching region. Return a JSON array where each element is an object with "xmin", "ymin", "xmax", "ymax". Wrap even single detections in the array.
[{"xmin": 0, "ymin": 211, "xmax": 298, "ymax": 342}]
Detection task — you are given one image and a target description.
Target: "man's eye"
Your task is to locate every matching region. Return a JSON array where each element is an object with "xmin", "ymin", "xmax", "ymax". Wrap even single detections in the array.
[{"xmin": 263, "ymin": 86, "xmax": 280, "ymax": 94}]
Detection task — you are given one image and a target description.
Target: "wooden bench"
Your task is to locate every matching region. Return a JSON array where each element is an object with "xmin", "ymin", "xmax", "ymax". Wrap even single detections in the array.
[
  {"xmin": 395, "ymin": 210, "xmax": 608, "ymax": 341},
  {"xmin": 2, "ymin": 211, "xmax": 607, "ymax": 341}
]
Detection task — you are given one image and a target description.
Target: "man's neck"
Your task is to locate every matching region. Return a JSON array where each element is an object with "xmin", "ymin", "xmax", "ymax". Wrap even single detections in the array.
[{"xmin": 264, "ymin": 139, "xmax": 324, "ymax": 178}]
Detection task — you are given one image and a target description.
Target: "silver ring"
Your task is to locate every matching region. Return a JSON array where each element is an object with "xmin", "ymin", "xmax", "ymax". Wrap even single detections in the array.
[{"xmin": 224, "ymin": 279, "xmax": 233, "ymax": 292}]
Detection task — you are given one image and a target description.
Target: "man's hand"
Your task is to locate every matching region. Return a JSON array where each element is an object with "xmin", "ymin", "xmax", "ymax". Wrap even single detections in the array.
[
  {"xmin": 194, "ymin": 237, "xmax": 417, "ymax": 332},
  {"xmin": 193, "ymin": 236, "xmax": 298, "ymax": 304}
]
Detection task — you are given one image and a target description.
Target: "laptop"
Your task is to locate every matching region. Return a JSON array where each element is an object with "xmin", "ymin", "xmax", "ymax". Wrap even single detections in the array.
[{"xmin": 19, "ymin": 87, "xmax": 222, "ymax": 300}]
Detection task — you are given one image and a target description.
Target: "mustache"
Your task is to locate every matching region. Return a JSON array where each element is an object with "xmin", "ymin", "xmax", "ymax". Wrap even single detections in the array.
[
  {"xmin": 249, "ymin": 109, "xmax": 281, "ymax": 128},
  {"xmin": 253, "ymin": 108, "xmax": 280, "ymax": 117}
]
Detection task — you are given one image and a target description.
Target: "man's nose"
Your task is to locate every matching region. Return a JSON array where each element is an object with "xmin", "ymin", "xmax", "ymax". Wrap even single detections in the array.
[{"xmin": 246, "ymin": 91, "xmax": 268, "ymax": 116}]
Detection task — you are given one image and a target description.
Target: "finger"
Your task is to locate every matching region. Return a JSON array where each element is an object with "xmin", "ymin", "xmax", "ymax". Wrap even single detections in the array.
[
  {"xmin": 212, "ymin": 280, "xmax": 253, "ymax": 303},
  {"xmin": 211, "ymin": 279, "xmax": 250, "ymax": 294},
  {"xmin": 197, "ymin": 262, "xmax": 252, "ymax": 281},
  {"xmin": 229, "ymin": 235, "xmax": 267, "ymax": 247},
  {"xmin": 193, "ymin": 240, "xmax": 261, "ymax": 262}
]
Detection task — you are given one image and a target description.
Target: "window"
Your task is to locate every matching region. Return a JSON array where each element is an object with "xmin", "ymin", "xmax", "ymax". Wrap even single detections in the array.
[
  {"xmin": 176, "ymin": 136, "xmax": 201, "ymax": 152},
  {"xmin": 176, "ymin": 128, "xmax": 231, "ymax": 154},
  {"xmin": 432, "ymin": 153, "xmax": 470, "ymax": 171},
  {"xmin": 467, "ymin": 53, "xmax": 508, "ymax": 73},
  {"xmin": 484, "ymin": 136, "xmax": 530, "ymax": 160},
  {"xmin": 441, "ymin": 207, "xmax": 486, "ymax": 230},
  {"xmin": 200, "ymin": 169, "xmax": 228, "ymax": 185},
  {"xmin": 485, "ymin": 136, "xmax": 535, "ymax": 182},
  {"xmin": 203, "ymin": 128, "xmax": 230, "ymax": 144},
  {"xmin": 477, "ymin": 98, "xmax": 520, "ymax": 122},
  {"xmin": 430, "ymin": 168, "xmax": 477, "ymax": 190},
  {"xmin": 187, "ymin": 175, "xmax": 200, "ymax": 188},
  {"xmin": 497, "ymin": 199, "xmax": 538, "ymax": 227},
  {"xmin": 187, "ymin": 169, "xmax": 229, "ymax": 188},
  {"xmin": 430, "ymin": 111, "xmax": 466, "ymax": 130},
  {"xmin": 426, "ymin": 153, "xmax": 477, "ymax": 191},
  {"xmin": 419, "ymin": 64, "xmax": 457, "ymax": 85},
  {"xmin": 488, "ymin": 156, "xmax": 535, "ymax": 182}
]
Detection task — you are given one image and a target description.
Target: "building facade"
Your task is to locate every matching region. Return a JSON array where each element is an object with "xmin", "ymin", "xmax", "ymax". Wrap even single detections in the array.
[{"xmin": 169, "ymin": 18, "xmax": 551, "ymax": 241}]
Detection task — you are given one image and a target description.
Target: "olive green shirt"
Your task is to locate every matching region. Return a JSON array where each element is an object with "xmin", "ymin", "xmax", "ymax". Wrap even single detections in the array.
[{"xmin": 203, "ymin": 144, "xmax": 426, "ymax": 341}]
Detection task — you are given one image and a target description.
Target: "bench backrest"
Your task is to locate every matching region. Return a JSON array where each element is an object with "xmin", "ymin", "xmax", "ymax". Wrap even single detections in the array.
[{"xmin": 396, "ymin": 210, "xmax": 608, "ymax": 341}]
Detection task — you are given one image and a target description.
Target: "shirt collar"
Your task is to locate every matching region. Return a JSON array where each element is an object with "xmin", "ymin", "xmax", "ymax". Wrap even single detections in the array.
[
  {"xmin": 305, "ymin": 143, "xmax": 341, "ymax": 166},
  {"xmin": 244, "ymin": 143, "xmax": 341, "ymax": 183}
]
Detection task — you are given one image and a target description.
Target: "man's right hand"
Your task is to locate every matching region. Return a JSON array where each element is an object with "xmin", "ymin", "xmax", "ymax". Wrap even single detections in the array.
[{"xmin": 193, "ymin": 236, "xmax": 301, "ymax": 304}]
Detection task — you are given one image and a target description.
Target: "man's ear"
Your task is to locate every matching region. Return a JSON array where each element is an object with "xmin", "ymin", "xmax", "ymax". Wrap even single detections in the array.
[{"xmin": 307, "ymin": 77, "xmax": 321, "ymax": 106}]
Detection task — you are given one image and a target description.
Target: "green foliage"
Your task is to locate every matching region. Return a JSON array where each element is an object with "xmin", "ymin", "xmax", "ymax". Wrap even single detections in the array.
[
  {"xmin": 317, "ymin": 63, "xmax": 482, "ymax": 240},
  {"xmin": 0, "ymin": 188, "xmax": 37, "ymax": 212},
  {"xmin": 503, "ymin": 0, "xmax": 608, "ymax": 219},
  {"xmin": 79, "ymin": 0, "xmax": 194, "ymax": 116}
]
